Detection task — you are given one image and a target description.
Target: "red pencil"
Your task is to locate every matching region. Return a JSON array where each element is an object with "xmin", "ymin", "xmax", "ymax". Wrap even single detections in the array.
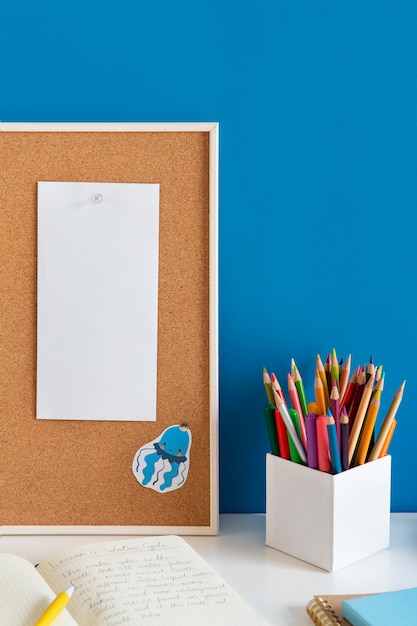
[
  {"xmin": 340, "ymin": 365, "xmax": 360, "ymax": 411},
  {"xmin": 347, "ymin": 367, "xmax": 366, "ymax": 428},
  {"xmin": 274, "ymin": 408, "xmax": 290, "ymax": 460}
]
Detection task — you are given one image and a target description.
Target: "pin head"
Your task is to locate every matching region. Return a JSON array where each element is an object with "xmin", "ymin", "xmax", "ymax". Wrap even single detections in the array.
[{"xmin": 91, "ymin": 193, "xmax": 103, "ymax": 204}]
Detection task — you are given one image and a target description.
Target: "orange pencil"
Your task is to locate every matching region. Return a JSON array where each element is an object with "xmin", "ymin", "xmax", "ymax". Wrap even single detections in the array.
[
  {"xmin": 338, "ymin": 353, "xmax": 351, "ymax": 400},
  {"xmin": 355, "ymin": 389, "xmax": 381, "ymax": 465},
  {"xmin": 314, "ymin": 372, "xmax": 327, "ymax": 416},
  {"xmin": 379, "ymin": 418, "xmax": 397, "ymax": 457},
  {"xmin": 348, "ymin": 372, "xmax": 375, "ymax": 465},
  {"xmin": 368, "ymin": 381, "xmax": 405, "ymax": 461},
  {"xmin": 316, "ymin": 354, "xmax": 330, "ymax": 408}
]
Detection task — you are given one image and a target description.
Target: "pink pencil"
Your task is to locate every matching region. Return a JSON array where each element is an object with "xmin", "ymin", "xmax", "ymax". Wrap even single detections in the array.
[{"xmin": 316, "ymin": 415, "xmax": 332, "ymax": 473}]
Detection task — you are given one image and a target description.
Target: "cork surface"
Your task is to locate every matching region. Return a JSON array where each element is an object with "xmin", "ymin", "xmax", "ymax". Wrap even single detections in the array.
[{"xmin": 0, "ymin": 130, "xmax": 212, "ymax": 528}]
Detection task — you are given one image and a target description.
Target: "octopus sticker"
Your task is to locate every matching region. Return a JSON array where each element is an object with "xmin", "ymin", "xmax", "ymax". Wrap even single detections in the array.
[{"xmin": 132, "ymin": 423, "xmax": 192, "ymax": 493}]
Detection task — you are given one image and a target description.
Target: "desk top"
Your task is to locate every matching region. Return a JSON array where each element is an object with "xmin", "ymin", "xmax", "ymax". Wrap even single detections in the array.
[{"xmin": 2, "ymin": 513, "xmax": 417, "ymax": 625}]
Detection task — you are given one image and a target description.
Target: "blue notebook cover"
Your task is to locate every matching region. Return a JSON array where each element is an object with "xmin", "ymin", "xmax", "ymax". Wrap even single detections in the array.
[{"xmin": 342, "ymin": 587, "xmax": 417, "ymax": 625}]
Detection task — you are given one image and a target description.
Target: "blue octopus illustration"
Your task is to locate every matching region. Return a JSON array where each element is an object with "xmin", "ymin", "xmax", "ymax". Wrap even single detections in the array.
[{"xmin": 132, "ymin": 423, "xmax": 191, "ymax": 493}]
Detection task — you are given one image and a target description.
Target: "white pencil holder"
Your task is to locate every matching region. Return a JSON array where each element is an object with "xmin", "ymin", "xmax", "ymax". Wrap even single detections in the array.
[{"xmin": 265, "ymin": 453, "xmax": 391, "ymax": 571}]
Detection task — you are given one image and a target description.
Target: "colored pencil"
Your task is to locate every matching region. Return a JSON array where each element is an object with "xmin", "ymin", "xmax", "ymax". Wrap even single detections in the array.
[
  {"xmin": 287, "ymin": 409, "xmax": 304, "ymax": 464},
  {"xmin": 338, "ymin": 353, "xmax": 351, "ymax": 400},
  {"xmin": 340, "ymin": 365, "xmax": 360, "ymax": 411},
  {"xmin": 287, "ymin": 374, "xmax": 307, "ymax": 448},
  {"xmin": 330, "ymin": 348, "xmax": 339, "ymax": 390},
  {"xmin": 368, "ymin": 381, "xmax": 405, "ymax": 461},
  {"xmin": 314, "ymin": 372, "xmax": 327, "ymax": 416},
  {"xmin": 263, "ymin": 368, "xmax": 275, "ymax": 404},
  {"xmin": 366, "ymin": 356, "xmax": 375, "ymax": 382},
  {"xmin": 324, "ymin": 354, "xmax": 331, "ymax": 396},
  {"xmin": 316, "ymin": 415, "xmax": 331, "ymax": 473},
  {"xmin": 270, "ymin": 372, "xmax": 286, "ymax": 404},
  {"xmin": 340, "ymin": 408, "xmax": 349, "ymax": 471},
  {"xmin": 327, "ymin": 412, "xmax": 342, "ymax": 474},
  {"xmin": 273, "ymin": 389, "xmax": 307, "ymax": 464},
  {"xmin": 316, "ymin": 354, "xmax": 330, "ymax": 408},
  {"xmin": 330, "ymin": 380, "xmax": 341, "ymax": 449},
  {"xmin": 379, "ymin": 418, "xmax": 397, "ymax": 457},
  {"xmin": 348, "ymin": 372, "xmax": 375, "ymax": 465},
  {"xmin": 306, "ymin": 413, "xmax": 319, "ymax": 468},
  {"xmin": 355, "ymin": 390, "xmax": 381, "ymax": 466},
  {"xmin": 347, "ymin": 367, "xmax": 366, "ymax": 427},
  {"xmin": 264, "ymin": 403, "xmax": 280, "ymax": 456},
  {"xmin": 274, "ymin": 407, "xmax": 290, "ymax": 460},
  {"xmin": 293, "ymin": 362, "xmax": 309, "ymax": 418}
]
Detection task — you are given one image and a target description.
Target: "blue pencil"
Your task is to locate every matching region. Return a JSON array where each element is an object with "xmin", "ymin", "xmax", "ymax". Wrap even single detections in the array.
[{"xmin": 327, "ymin": 410, "xmax": 342, "ymax": 474}]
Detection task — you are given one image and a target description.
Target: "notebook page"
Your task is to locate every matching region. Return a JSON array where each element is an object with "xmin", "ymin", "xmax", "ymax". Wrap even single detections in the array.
[
  {"xmin": 37, "ymin": 535, "xmax": 271, "ymax": 626},
  {"xmin": 0, "ymin": 553, "xmax": 76, "ymax": 626}
]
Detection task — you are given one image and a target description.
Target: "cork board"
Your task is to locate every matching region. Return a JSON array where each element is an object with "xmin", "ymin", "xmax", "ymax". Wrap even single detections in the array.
[{"xmin": 0, "ymin": 122, "xmax": 219, "ymax": 534}]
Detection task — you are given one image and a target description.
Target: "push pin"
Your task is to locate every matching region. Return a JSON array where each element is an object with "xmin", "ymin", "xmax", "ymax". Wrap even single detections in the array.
[{"xmin": 91, "ymin": 193, "xmax": 103, "ymax": 204}]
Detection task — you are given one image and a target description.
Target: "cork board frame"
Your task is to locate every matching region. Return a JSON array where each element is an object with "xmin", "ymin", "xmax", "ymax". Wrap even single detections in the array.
[{"xmin": 0, "ymin": 122, "xmax": 219, "ymax": 535}]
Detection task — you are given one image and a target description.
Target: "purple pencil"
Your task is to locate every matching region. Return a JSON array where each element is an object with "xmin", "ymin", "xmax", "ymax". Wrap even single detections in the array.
[
  {"xmin": 305, "ymin": 413, "xmax": 318, "ymax": 469},
  {"xmin": 340, "ymin": 407, "xmax": 349, "ymax": 470}
]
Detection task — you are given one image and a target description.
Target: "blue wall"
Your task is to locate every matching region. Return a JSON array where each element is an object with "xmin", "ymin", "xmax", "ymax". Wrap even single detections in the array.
[{"xmin": 2, "ymin": 1, "xmax": 417, "ymax": 512}]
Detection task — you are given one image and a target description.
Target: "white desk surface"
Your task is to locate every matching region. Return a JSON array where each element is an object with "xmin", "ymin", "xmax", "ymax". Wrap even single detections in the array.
[{"xmin": 2, "ymin": 513, "xmax": 417, "ymax": 625}]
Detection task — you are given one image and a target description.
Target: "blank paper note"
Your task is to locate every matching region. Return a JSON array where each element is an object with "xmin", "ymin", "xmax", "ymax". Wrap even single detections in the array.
[{"xmin": 37, "ymin": 181, "xmax": 160, "ymax": 421}]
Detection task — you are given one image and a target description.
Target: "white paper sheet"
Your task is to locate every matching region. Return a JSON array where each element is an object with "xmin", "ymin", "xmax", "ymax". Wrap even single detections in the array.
[{"xmin": 37, "ymin": 181, "xmax": 159, "ymax": 421}]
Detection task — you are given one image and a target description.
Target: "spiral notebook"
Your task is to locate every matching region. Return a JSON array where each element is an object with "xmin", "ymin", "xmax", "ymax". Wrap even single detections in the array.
[
  {"xmin": 342, "ymin": 587, "xmax": 417, "ymax": 626},
  {"xmin": 306, "ymin": 594, "xmax": 368, "ymax": 625}
]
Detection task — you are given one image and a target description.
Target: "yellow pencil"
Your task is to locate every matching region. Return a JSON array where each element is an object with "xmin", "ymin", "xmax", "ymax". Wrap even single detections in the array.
[
  {"xmin": 368, "ymin": 381, "xmax": 405, "ymax": 461},
  {"xmin": 35, "ymin": 586, "xmax": 74, "ymax": 626},
  {"xmin": 355, "ymin": 389, "xmax": 381, "ymax": 465},
  {"xmin": 348, "ymin": 372, "xmax": 375, "ymax": 465}
]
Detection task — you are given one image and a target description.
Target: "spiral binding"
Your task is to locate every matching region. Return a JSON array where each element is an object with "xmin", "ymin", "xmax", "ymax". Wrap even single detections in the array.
[{"xmin": 306, "ymin": 597, "xmax": 344, "ymax": 625}]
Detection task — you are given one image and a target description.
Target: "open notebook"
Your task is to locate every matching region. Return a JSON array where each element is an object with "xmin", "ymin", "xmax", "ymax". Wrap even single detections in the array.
[{"xmin": 1, "ymin": 535, "xmax": 270, "ymax": 625}]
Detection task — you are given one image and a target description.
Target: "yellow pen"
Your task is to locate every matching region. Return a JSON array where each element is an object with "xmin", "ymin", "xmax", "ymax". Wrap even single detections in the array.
[{"xmin": 34, "ymin": 585, "xmax": 74, "ymax": 626}]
